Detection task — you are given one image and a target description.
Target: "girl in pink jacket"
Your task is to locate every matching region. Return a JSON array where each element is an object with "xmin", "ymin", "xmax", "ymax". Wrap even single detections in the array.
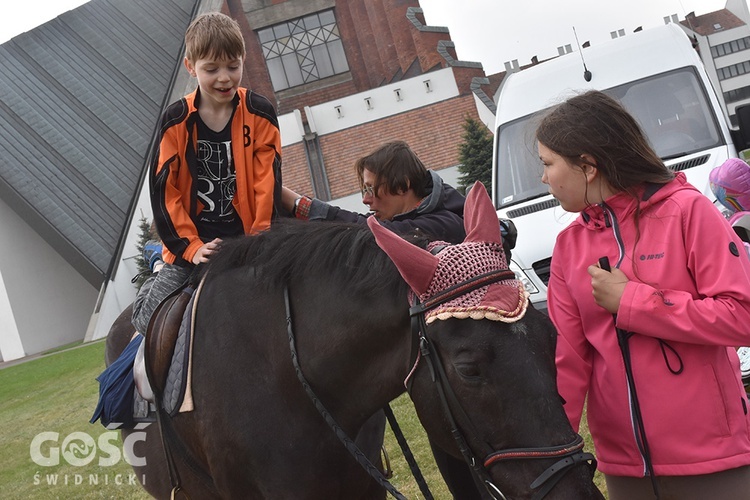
[{"xmin": 538, "ymin": 90, "xmax": 750, "ymax": 499}]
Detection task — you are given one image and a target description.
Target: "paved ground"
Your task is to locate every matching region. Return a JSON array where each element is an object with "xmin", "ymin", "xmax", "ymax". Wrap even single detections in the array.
[
  {"xmin": 0, "ymin": 352, "xmax": 45, "ymax": 370},
  {"xmin": 0, "ymin": 339, "xmax": 104, "ymax": 370}
]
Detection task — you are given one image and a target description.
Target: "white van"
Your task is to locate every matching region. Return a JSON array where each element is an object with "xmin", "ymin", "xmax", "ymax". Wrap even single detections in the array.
[{"xmin": 493, "ymin": 23, "xmax": 738, "ymax": 314}]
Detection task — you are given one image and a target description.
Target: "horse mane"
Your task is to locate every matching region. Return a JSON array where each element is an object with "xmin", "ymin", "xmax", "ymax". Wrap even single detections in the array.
[{"xmin": 203, "ymin": 219, "xmax": 411, "ymax": 296}]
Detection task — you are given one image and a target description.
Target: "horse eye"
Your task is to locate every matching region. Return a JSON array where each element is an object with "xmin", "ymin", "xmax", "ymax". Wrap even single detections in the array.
[{"xmin": 454, "ymin": 362, "xmax": 481, "ymax": 380}]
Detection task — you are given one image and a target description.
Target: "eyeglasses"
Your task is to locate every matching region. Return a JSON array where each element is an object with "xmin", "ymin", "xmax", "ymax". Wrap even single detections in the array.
[{"xmin": 361, "ymin": 183, "xmax": 384, "ymax": 198}]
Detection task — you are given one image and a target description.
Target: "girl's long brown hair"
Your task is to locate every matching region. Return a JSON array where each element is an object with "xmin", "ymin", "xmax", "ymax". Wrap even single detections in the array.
[{"xmin": 537, "ymin": 90, "xmax": 674, "ymax": 276}]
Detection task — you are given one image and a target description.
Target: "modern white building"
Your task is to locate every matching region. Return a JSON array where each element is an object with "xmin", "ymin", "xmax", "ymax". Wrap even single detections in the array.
[
  {"xmin": 0, "ymin": 0, "xmax": 199, "ymax": 363},
  {"xmin": 681, "ymin": 0, "xmax": 750, "ymax": 127}
]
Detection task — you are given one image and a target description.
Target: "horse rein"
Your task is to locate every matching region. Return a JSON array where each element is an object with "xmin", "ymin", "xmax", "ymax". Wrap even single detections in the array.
[
  {"xmin": 407, "ymin": 268, "xmax": 597, "ymax": 500},
  {"xmin": 283, "ymin": 285, "xmax": 410, "ymax": 500}
]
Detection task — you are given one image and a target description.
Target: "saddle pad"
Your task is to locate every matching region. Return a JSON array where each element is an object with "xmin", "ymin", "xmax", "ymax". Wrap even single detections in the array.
[
  {"xmin": 162, "ymin": 289, "xmax": 196, "ymax": 415},
  {"xmin": 162, "ymin": 277, "xmax": 205, "ymax": 415}
]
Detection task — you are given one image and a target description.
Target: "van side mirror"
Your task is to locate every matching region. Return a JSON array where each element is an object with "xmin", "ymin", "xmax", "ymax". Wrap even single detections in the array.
[{"xmin": 735, "ymin": 104, "xmax": 750, "ymax": 151}]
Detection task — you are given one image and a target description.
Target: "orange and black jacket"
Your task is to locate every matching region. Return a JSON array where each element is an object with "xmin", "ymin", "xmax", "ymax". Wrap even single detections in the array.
[{"xmin": 149, "ymin": 88, "xmax": 282, "ymax": 267}]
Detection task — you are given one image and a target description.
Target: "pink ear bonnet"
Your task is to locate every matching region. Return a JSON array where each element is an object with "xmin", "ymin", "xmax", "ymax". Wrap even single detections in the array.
[{"xmin": 368, "ymin": 182, "xmax": 529, "ymax": 323}]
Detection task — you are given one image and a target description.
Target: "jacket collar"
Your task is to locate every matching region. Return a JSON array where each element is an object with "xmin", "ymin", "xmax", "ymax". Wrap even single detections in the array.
[
  {"xmin": 392, "ymin": 170, "xmax": 444, "ymax": 221},
  {"xmin": 416, "ymin": 170, "xmax": 444, "ymax": 214},
  {"xmin": 579, "ymin": 172, "xmax": 689, "ymax": 229},
  {"xmin": 188, "ymin": 87, "xmax": 241, "ymax": 112}
]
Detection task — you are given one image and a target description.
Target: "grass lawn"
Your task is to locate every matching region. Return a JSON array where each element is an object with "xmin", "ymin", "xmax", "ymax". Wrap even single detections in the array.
[
  {"xmin": 0, "ymin": 341, "xmax": 150, "ymax": 499},
  {"xmin": 0, "ymin": 341, "xmax": 606, "ymax": 498}
]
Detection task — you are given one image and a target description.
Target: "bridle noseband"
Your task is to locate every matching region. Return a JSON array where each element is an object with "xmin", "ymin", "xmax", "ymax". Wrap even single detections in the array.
[{"xmin": 407, "ymin": 268, "xmax": 597, "ymax": 500}]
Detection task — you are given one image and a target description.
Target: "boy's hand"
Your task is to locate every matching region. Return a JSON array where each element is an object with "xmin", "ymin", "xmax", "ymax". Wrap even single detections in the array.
[
  {"xmin": 192, "ymin": 238, "xmax": 222, "ymax": 264},
  {"xmin": 587, "ymin": 263, "xmax": 628, "ymax": 314}
]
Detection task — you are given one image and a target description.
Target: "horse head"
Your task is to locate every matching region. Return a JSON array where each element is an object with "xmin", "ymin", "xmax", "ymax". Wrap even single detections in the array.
[{"xmin": 369, "ymin": 183, "xmax": 602, "ymax": 499}]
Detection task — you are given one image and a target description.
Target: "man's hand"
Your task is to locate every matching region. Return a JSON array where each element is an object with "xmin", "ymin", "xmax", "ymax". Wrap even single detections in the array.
[
  {"xmin": 588, "ymin": 263, "xmax": 629, "ymax": 314},
  {"xmin": 192, "ymin": 238, "xmax": 222, "ymax": 265}
]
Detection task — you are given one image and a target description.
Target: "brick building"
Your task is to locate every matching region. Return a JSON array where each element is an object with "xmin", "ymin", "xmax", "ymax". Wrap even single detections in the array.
[{"xmin": 224, "ymin": 0, "xmax": 492, "ymax": 208}]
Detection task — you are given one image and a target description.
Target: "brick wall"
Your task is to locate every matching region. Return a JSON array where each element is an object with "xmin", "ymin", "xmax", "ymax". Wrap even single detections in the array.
[
  {"xmin": 452, "ymin": 65, "xmax": 488, "ymax": 96},
  {"xmin": 233, "ymin": 0, "xmax": 463, "ymax": 114},
  {"xmin": 280, "ymin": 142, "xmax": 313, "ymax": 195},
  {"xmin": 386, "ymin": 0, "xmax": 419, "ymax": 73}
]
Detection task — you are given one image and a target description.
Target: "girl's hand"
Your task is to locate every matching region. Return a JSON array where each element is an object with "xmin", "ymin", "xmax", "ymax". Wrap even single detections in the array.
[
  {"xmin": 192, "ymin": 238, "xmax": 222, "ymax": 264},
  {"xmin": 588, "ymin": 263, "xmax": 628, "ymax": 314}
]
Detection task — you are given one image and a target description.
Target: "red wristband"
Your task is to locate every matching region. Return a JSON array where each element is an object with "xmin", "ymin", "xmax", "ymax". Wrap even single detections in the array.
[{"xmin": 295, "ymin": 196, "xmax": 312, "ymax": 220}]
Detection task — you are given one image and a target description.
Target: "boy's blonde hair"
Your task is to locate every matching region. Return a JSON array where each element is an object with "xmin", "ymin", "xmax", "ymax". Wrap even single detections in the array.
[{"xmin": 184, "ymin": 12, "xmax": 245, "ymax": 62}]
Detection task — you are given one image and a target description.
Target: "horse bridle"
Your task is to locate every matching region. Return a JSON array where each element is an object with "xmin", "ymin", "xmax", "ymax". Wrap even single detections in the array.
[{"xmin": 407, "ymin": 268, "xmax": 597, "ymax": 500}]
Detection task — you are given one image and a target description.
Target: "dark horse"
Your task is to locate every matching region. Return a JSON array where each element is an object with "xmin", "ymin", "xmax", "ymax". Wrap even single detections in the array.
[{"xmin": 105, "ymin": 186, "xmax": 603, "ymax": 499}]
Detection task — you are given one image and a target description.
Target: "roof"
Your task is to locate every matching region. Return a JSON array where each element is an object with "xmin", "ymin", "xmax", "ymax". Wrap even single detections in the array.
[
  {"xmin": 682, "ymin": 9, "xmax": 746, "ymax": 36},
  {"xmin": 494, "ymin": 24, "xmax": 701, "ymax": 125},
  {"xmin": 0, "ymin": 0, "xmax": 199, "ymax": 286}
]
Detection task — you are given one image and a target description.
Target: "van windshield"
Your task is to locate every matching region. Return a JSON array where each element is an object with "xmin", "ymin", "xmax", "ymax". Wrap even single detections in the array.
[{"xmin": 494, "ymin": 67, "xmax": 724, "ymax": 209}]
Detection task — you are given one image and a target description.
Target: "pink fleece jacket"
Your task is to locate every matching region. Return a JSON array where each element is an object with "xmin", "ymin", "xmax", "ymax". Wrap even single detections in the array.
[{"xmin": 549, "ymin": 172, "xmax": 750, "ymax": 477}]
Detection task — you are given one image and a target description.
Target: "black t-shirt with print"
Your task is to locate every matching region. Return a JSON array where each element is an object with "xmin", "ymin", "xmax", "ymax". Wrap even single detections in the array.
[{"xmin": 194, "ymin": 114, "xmax": 244, "ymax": 240}]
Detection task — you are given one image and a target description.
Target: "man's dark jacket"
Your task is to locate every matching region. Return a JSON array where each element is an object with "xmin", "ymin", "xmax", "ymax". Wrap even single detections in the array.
[{"xmin": 307, "ymin": 170, "xmax": 466, "ymax": 244}]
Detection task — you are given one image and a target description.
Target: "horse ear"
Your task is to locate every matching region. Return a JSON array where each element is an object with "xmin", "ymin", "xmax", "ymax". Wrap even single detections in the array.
[
  {"xmin": 367, "ymin": 217, "xmax": 438, "ymax": 295},
  {"xmin": 464, "ymin": 182, "xmax": 502, "ymax": 244}
]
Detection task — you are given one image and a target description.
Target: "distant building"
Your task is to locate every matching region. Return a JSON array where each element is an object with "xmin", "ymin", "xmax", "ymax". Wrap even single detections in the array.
[
  {"xmin": 0, "ymin": 0, "xmax": 492, "ymax": 361},
  {"xmin": 680, "ymin": 0, "xmax": 750, "ymax": 127}
]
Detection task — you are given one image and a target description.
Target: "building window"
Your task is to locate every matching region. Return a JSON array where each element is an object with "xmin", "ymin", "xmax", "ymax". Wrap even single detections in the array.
[
  {"xmin": 717, "ymin": 60, "xmax": 750, "ymax": 80},
  {"xmin": 258, "ymin": 9, "xmax": 349, "ymax": 91},
  {"xmin": 724, "ymin": 84, "xmax": 750, "ymax": 104},
  {"xmin": 711, "ymin": 36, "xmax": 750, "ymax": 58}
]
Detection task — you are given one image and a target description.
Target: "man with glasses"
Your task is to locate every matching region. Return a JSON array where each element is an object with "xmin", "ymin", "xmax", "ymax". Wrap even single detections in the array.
[{"xmin": 282, "ymin": 140, "xmax": 467, "ymax": 244}]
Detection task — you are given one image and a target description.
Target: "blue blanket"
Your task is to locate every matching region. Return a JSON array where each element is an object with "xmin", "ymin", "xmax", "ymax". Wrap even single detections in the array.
[{"xmin": 90, "ymin": 334, "xmax": 142, "ymax": 428}]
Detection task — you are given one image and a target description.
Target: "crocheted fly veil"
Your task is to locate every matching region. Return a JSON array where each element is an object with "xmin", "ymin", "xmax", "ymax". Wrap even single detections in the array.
[{"xmin": 368, "ymin": 182, "xmax": 529, "ymax": 323}]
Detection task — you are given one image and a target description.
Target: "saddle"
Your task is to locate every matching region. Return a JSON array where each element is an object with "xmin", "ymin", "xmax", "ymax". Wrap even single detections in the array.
[{"xmin": 142, "ymin": 287, "xmax": 194, "ymax": 400}]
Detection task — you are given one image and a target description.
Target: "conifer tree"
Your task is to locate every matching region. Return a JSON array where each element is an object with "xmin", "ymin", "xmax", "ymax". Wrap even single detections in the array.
[
  {"xmin": 133, "ymin": 213, "xmax": 157, "ymax": 289},
  {"xmin": 457, "ymin": 115, "xmax": 493, "ymax": 195}
]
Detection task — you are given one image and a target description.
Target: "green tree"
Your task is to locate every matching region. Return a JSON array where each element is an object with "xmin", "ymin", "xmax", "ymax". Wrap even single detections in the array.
[
  {"xmin": 457, "ymin": 115, "xmax": 493, "ymax": 195},
  {"xmin": 133, "ymin": 213, "xmax": 158, "ymax": 289}
]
